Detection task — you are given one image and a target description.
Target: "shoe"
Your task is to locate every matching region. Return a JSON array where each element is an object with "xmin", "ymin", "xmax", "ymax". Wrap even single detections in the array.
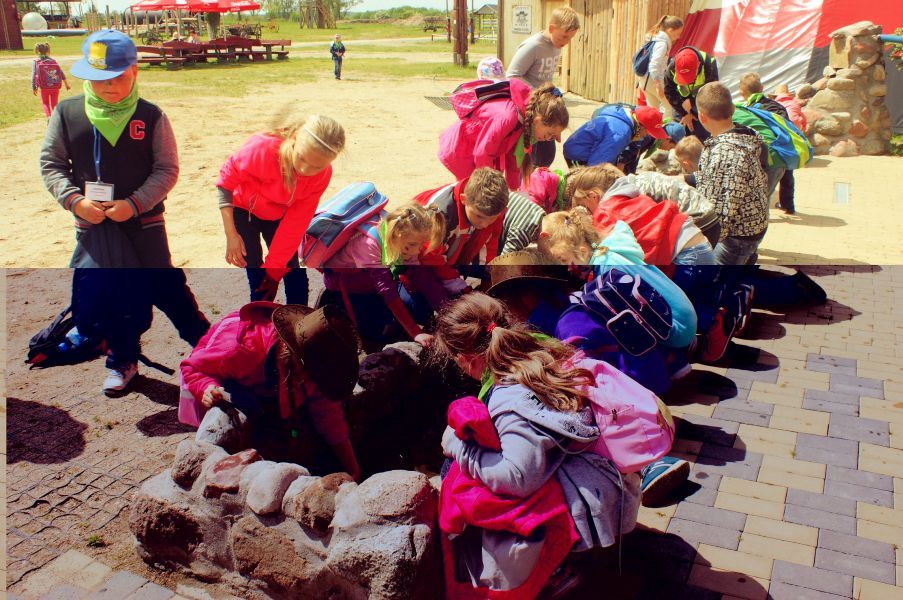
[
  {"xmin": 666, "ymin": 353, "xmax": 692, "ymax": 381},
  {"xmin": 733, "ymin": 284, "xmax": 755, "ymax": 336},
  {"xmin": 640, "ymin": 456, "xmax": 690, "ymax": 507},
  {"xmin": 793, "ymin": 271, "xmax": 827, "ymax": 305},
  {"xmin": 102, "ymin": 363, "xmax": 138, "ymax": 397},
  {"xmin": 700, "ymin": 307, "xmax": 731, "ymax": 362},
  {"xmin": 782, "ymin": 207, "xmax": 796, "ymax": 215}
]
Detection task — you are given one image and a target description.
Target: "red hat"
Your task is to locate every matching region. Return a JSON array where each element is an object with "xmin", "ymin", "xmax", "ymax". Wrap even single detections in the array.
[
  {"xmin": 674, "ymin": 48, "xmax": 701, "ymax": 86},
  {"xmin": 634, "ymin": 106, "xmax": 668, "ymax": 140}
]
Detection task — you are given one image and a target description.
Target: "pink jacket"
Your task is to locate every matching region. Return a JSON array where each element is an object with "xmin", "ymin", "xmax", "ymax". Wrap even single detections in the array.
[
  {"xmin": 178, "ymin": 302, "xmax": 349, "ymax": 445},
  {"xmin": 217, "ymin": 133, "xmax": 333, "ymax": 277},
  {"xmin": 775, "ymin": 94, "xmax": 807, "ymax": 132},
  {"xmin": 437, "ymin": 78, "xmax": 533, "ymax": 191},
  {"xmin": 522, "ymin": 167, "xmax": 562, "ymax": 213}
]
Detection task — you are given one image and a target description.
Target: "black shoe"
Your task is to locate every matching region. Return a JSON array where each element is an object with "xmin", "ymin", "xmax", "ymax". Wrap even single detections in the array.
[{"xmin": 793, "ymin": 271, "xmax": 827, "ymax": 305}]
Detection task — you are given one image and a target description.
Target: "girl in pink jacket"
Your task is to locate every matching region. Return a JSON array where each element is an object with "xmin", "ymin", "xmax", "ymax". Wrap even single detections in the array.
[
  {"xmin": 217, "ymin": 115, "xmax": 346, "ymax": 305},
  {"xmin": 320, "ymin": 202, "xmax": 450, "ymax": 348},
  {"xmin": 438, "ymin": 81, "xmax": 569, "ymax": 191},
  {"xmin": 179, "ymin": 302, "xmax": 361, "ymax": 480}
]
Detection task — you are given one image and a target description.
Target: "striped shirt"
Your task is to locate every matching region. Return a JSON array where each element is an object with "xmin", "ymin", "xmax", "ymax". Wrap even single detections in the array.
[{"xmin": 499, "ymin": 191, "xmax": 546, "ymax": 255}]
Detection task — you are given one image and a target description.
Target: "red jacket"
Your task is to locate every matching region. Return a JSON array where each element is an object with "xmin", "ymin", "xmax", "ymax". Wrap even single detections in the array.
[
  {"xmin": 217, "ymin": 133, "xmax": 332, "ymax": 278},
  {"xmin": 775, "ymin": 93, "xmax": 807, "ymax": 132},
  {"xmin": 593, "ymin": 193, "xmax": 688, "ymax": 266}
]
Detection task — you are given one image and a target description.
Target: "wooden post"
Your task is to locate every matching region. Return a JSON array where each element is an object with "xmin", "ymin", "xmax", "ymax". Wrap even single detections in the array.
[
  {"xmin": 105, "ymin": 4, "xmax": 110, "ymax": 28},
  {"xmin": 453, "ymin": 0, "xmax": 468, "ymax": 66}
]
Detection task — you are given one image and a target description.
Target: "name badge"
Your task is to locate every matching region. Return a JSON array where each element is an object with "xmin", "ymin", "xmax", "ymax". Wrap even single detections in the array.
[{"xmin": 85, "ymin": 181, "xmax": 115, "ymax": 203}]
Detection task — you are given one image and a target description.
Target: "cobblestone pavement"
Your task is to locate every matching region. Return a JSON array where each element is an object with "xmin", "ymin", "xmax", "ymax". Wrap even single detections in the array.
[{"xmin": 4, "ymin": 266, "xmax": 903, "ymax": 599}]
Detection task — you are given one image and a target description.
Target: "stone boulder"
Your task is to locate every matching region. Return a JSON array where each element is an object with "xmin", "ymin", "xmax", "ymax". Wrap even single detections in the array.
[
  {"xmin": 830, "ymin": 21, "xmax": 881, "ymax": 38},
  {"xmin": 873, "ymin": 64, "xmax": 886, "ymax": 82},
  {"xmin": 285, "ymin": 472, "xmax": 354, "ymax": 534},
  {"xmin": 854, "ymin": 55, "xmax": 879, "ymax": 70},
  {"xmin": 230, "ymin": 517, "xmax": 318, "ymax": 598},
  {"xmin": 868, "ymin": 84, "xmax": 887, "ymax": 97},
  {"xmin": 848, "ymin": 120, "xmax": 868, "ymax": 138},
  {"xmin": 813, "ymin": 115, "xmax": 844, "ymax": 136},
  {"xmin": 204, "ymin": 449, "xmax": 262, "ymax": 498},
  {"xmin": 860, "ymin": 139, "xmax": 887, "ymax": 155},
  {"xmin": 836, "ymin": 66, "xmax": 863, "ymax": 79},
  {"xmin": 195, "ymin": 405, "xmax": 250, "ymax": 454},
  {"xmin": 172, "ymin": 440, "xmax": 226, "ymax": 489},
  {"xmin": 812, "ymin": 133, "xmax": 831, "ymax": 155},
  {"xmin": 829, "ymin": 139, "xmax": 860, "ymax": 157},
  {"xmin": 358, "ymin": 347, "xmax": 421, "ymax": 398},
  {"xmin": 358, "ymin": 471, "xmax": 437, "ymax": 525},
  {"xmin": 827, "ymin": 77, "xmax": 856, "ymax": 91},
  {"xmin": 382, "ymin": 341, "xmax": 425, "ymax": 365},
  {"xmin": 809, "ymin": 89, "xmax": 855, "ymax": 112},
  {"xmin": 247, "ymin": 463, "xmax": 310, "ymax": 516}
]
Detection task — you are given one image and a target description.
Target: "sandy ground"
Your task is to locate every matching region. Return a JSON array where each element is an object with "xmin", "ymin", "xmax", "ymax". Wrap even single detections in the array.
[{"xmin": 1, "ymin": 56, "xmax": 901, "ymax": 268}]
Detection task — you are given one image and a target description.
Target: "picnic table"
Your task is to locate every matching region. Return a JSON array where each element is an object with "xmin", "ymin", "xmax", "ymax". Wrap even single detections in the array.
[
  {"xmin": 136, "ymin": 38, "xmax": 291, "ymax": 67},
  {"xmin": 258, "ymin": 39, "xmax": 291, "ymax": 61}
]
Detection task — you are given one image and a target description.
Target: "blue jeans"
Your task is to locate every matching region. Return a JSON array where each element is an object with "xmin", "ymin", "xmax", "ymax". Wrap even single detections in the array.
[
  {"xmin": 333, "ymin": 57, "xmax": 342, "ymax": 78},
  {"xmin": 713, "ymin": 232, "xmax": 766, "ymax": 266},
  {"xmin": 673, "ymin": 241, "xmax": 717, "ymax": 266},
  {"xmin": 233, "ymin": 208, "xmax": 309, "ymax": 305}
]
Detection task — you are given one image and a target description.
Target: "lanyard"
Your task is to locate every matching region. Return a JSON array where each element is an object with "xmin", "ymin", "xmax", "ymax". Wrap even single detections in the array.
[{"xmin": 92, "ymin": 127, "xmax": 102, "ymax": 182}]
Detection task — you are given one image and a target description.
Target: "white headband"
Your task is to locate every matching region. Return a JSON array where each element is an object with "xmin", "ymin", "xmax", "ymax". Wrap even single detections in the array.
[{"xmin": 303, "ymin": 126, "xmax": 338, "ymax": 154}]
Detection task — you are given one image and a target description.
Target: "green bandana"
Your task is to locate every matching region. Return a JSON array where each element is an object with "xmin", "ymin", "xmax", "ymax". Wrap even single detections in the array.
[
  {"xmin": 744, "ymin": 92, "xmax": 764, "ymax": 107},
  {"xmin": 553, "ymin": 168, "xmax": 568, "ymax": 211},
  {"xmin": 378, "ymin": 220, "xmax": 407, "ymax": 278},
  {"xmin": 514, "ymin": 133, "xmax": 526, "ymax": 168},
  {"xmin": 83, "ymin": 80, "xmax": 139, "ymax": 147}
]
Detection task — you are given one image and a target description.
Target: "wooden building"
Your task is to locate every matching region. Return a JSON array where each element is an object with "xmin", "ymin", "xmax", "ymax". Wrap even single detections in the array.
[
  {"xmin": 497, "ymin": 0, "xmax": 692, "ymax": 103},
  {"xmin": 473, "ymin": 3, "xmax": 498, "ymax": 38},
  {"xmin": 1, "ymin": 0, "xmax": 23, "ymax": 50}
]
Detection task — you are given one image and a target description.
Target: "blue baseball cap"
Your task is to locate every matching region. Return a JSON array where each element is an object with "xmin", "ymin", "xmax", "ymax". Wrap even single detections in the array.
[
  {"xmin": 664, "ymin": 122, "xmax": 686, "ymax": 143},
  {"xmin": 71, "ymin": 30, "xmax": 137, "ymax": 81}
]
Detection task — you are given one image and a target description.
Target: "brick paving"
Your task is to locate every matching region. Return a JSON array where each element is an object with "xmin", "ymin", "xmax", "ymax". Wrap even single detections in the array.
[{"xmin": 4, "ymin": 266, "xmax": 903, "ymax": 599}]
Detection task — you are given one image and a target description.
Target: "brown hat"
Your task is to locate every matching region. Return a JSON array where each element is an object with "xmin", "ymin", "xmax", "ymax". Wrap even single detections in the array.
[
  {"xmin": 272, "ymin": 304, "xmax": 360, "ymax": 401},
  {"xmin": 486, "ymin": 249, "xmax": 571, "ymax": 297}
]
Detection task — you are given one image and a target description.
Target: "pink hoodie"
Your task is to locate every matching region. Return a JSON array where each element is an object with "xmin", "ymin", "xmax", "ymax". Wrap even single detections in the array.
[{"xmin": 437, "ymin": 78, "xmax": 533, "ymax": 191}]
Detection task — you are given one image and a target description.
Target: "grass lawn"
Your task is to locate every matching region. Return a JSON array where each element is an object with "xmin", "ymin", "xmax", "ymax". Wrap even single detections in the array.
[{"xmin": 350, "ymin": 38, "xmax": 497, "ymax": 54}]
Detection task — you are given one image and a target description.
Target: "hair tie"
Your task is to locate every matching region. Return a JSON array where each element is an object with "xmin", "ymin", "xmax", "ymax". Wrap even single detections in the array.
[
  {"xmin": 486, "ymin": 322, "xmax": 497, "ymax": 333},
  {"xmin": 551, "ymin": 87, "xmax": 563, "ymax": 98},
  {"xmin": 303, "ymin": 126, "xmax": 338, "ymax": 154}
]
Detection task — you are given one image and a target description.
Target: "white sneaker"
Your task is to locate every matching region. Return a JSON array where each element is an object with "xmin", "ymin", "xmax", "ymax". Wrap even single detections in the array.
[{"xmin": 102, "ymin": 363, "xmax": 138, "ymax": 396}]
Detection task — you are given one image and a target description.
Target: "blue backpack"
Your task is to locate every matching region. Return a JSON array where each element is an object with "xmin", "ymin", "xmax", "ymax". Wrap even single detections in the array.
[
  {"xmin": 632, "ymin": 39, "xmax": 657, "ymax": 77},
  {"xmin": 299, "ymin": 182, "xmax": 388, "ymax": 268},
  {"xmin": 733, "ymin": 105, "xmax": 813, "ymax": 170}
]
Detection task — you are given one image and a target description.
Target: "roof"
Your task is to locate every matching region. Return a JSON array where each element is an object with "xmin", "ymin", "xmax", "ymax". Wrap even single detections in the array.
[{"xmin": 474, "ymin": 4, "xmax": 498, "ymax": 15}]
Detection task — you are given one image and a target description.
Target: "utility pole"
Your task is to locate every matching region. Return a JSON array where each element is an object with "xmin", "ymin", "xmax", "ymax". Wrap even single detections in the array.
[
  {"xmin": 469, "ymin": 0, "xmax": 475, "ymax": 44},
  {"xmin": 453, "ymin": 0, "xmax": 467, "ymax": 65}
]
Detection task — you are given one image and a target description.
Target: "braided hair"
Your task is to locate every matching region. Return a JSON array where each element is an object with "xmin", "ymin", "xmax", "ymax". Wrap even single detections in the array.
[{"xmin": 521, "ymin": 82, "xmax": 569, "ymax": 181}]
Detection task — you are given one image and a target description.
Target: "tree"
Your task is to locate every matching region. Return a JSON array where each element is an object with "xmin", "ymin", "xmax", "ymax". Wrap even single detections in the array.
[
  {"xmin": 262, "ymin": 0, "xmax": 296, "ymax": 20},
  {"xmin": 205, "ymin": 11, "xmax": 221, "ymax": 39}
]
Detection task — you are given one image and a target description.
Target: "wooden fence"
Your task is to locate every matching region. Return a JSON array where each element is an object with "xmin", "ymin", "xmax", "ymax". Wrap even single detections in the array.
[{"xmin": 567, "ymin": 0, "xmax": 693, "ymax": 103}]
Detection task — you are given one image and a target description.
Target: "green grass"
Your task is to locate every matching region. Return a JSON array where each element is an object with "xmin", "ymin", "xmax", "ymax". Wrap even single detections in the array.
[
  {"xmin": 5, "ymin": 34, "xmax": 86, "ymax": 56},
  {"xmin": 891, "ymin": 134, "xmax": 903, "ymax": 157},
  {"xmin": 349, "ymin": 38, "xmax": 497, "ymax": 54}
]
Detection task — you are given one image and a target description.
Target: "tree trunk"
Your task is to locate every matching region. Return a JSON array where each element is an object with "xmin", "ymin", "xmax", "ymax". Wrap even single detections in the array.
[{"xmin": 205, "ymin": 11, "xmax": 220, "ymax": 39}]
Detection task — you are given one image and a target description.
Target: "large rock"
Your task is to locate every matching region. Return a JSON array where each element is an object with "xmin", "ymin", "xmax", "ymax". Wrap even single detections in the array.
[
  {"xmin": 823, "ymin": 65, "xmax": 837, "ymax": 78},
  {"xmin": 382, "ymin": 341, "xmax": 424, "ymax": 365},
  {"xmin": 854, "ymin": 55, "xmax": 880, "ymax": 70},
  {"xmin": 230, "ymin": 516, "xmax": 317, "ymax": 598},
  {"xmin": 826, "ymin": 77, "xmax": 856, "ymax": 91},
  {"xmin": 858, "ymin": 106, "xmax": 872, "ymax": 122},
  {"xmin": 868, "ymin": 84, "xmax": 887, "ymax": 97},
  {"xmin": 358, "ymin": 348, "xmax": 420, "ymax": 397},
  {"xmin": 836, "ymin": 66, "xmax": 863, "ymax": 79},
  {"xmin": 204, "ymin": 449, "xmax": 262, "ymax": 497},
  {"xmin": 848, "ymin": 120, "xmax": 869, "ymax": 138},
  {"xmin": 813, "ymin": 78, "xmax": 827, "ymax": 92},
  {"xmin": 195, "ymin": 405, "xmax": 250, "ymax": 454},
  {"xmin": 809, "ymin": 89, "xmax": 855, "ymax": 111},
  {"xmin": 172, "ymin": 440, "xmax": 226, "ymax": 489},
  {"xmin": 860, "ymin": 139, "xmax": 886, "ymax": 155},
  {"xmin": 829, "ymin": 139, "xmax": 860, "ymax": 157},
  {"xmin": 326, "ymin": 523, "xmax": 439, "ymax": 600},
  {"xmin": 357, "ymin": 471, "xmax": 436, "ymax": 525},
  {"xmin": 813, "ymin": 115, "xmax": 844, "ymax": 136},
  {"xmin": 831, "ymin": 112, "xmax": 851, "ymax": 125},
  {"xmin": 830, "ymin": 21, "xmax": 881, "ymax": 38},
  {"xmin": 812, "ymin": 133, "xmax": 831, "ymax": 149},
  {"xmin": 285, "ymin": 472, "xmax": 354, "ymax": 533},
  {"xmin": 247, "ymin": 463, "xmax": 310, "ymax": 515}
]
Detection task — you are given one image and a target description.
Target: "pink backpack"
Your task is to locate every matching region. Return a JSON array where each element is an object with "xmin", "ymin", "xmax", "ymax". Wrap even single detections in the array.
[
  {"xmin": 567, "ymin": 353, "xmax": 675, "ymax": 473},
  {"xmin": 449, "ymin": 79, "xmax": 512, "ymax": 119},
  {"xmin": 34, "ymin": 58, "xmax": 62, "ymax": 90}
]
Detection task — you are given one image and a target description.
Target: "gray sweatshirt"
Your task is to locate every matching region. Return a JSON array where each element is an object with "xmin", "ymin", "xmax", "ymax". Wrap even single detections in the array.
[{"xmin": 506, "ymin": 32, "xmax": 560, "ymax": 88}]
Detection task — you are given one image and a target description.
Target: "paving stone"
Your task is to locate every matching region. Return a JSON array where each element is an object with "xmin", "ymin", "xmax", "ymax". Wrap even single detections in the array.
[
  {"xmin": 786, "ymin": 488, "xmax": 857, "ymax": 516},
  {"xmin": 771, "ymin": 560, "xmax": 853, "ymax": 596},
  {"xmin": 637, "ymin": 579, "xmax": 722, "ymax": 600},
  {"xmin": 768, "ymin": 580, "xmax": 850, "ymax": 600},
  {"xmin": 623, "ymin": 554, "xmax": 693, "ymax": 584},
  {"xmin": 828, "ymin": 414, "xmax": 890, "ymax": 445},
  {"xmin": 803, "ymin": 389, "xmax": 861, "ymax": 407},
  {"xmin": 794, "ymin": 445, "xmax": 858, "ymax": 469},
  {"xmin": 796, "ymin": 432, "xmax": 860, "ymax": 454},
  {"xmin": 806, "ymin": 353, "xmax": 857, "ymax": 374},
  {"xmin": 830, "ymin": 373, "xmax": 885, "ymax": 399},
  {"xmin": 86, "ymin": 572, "xmax": 148, "ymax": 600},
  {"xmin": 624, "ymin": 529, "xmax": 699, "ymax": 563},
  {"xmin": 712, "ymin": 397, "xmax": 774, "ymax": 415},
  {"xmin": 726, "ymin": 366, "xmax": 779, "ymax": 385},
  {"xmin": 126, "ymin": 582, "xmax": 175, "ymax": 600},
  {"xmin": 666, "ymin": 518, "xmax": 742, "ymax": 550},
  {"xmin": 695, "ymin": 445, "xmax": 763, "ymax": 481},
  {"xmin": 784, "ymin": 504, "xmax": 857, "ymax": 534},
  {"xmin": 711, "ymin": 406, "xmax": 771, "ymax": 427},
  {"xmin": 674, "ymin": 502, "xmax": 747, "ymax": 530},
  {"xmin": 682, "ymin": 483, "xmax": 718, "ymax": 506},
  {"xmin": 676, "ymin": 414, "xmax": 740, "ymax": 448},
  {"xmin": 40, "ymin": 585, "xmax": 91, "ymax": 600},
  {"xmin": 817, "ymin": 530, "xmax": 897, "ymax": 563},
  {"xmin": 814, "ymin": 547, "xmax": 896, "ymax": 585},
  {"xmin": 802, "ymin": 394, "xmax": 860, "ymax": 416},
  {"xmin": 688, "ymin": 468, "xmax": 721, "ymax": 488},
  {"xmin": 823, "ymin": 479, "xmax": 894, "ymax": 507}
]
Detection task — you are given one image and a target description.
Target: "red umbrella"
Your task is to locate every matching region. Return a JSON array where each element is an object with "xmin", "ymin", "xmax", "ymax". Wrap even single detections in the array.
[
  {"xmin": 214, "ymin": 0, "xmax": 260, "ymax": 13},
  {"xmin": 130, "ymin": 0, "xmax": 219, "ymax": 10}
]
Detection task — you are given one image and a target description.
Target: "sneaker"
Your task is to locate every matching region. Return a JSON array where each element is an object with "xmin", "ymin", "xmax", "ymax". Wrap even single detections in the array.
[
  {"xmin": 102, "ymin": 363, "xmax": 138, "ymax": 397},
  {"xmin": 640, "ymin": 456, "xmax": 690, "ymax": 507},
  {"xmin": 733, "ymin": 284, "xmax": 755, "ymax": 336},
  {"xmin": 700, "ymin": 307, "xmax": 731, "ymax": 362},
  {"xmin": 792, "ymin": 271, "xmax": 827, "ymax": 305}
]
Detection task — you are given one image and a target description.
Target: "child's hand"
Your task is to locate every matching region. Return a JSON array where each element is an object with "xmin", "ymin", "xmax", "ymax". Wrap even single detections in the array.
[
  {"xmin": 682, "ymin": 99, "xmax": 692, "ymax": 113},
  {"xmin": 73, "ymin": 199, "xmax": 107, "ymax": 224},
  {"xmin": 65, "ymin": 82, "xmax": 71, "ymax": 91},
  {"xmin": 680, "ymin": 114, "xmax": 696, "ymax": 131},
  {"xmin": 103, "ymin": 200, "xmax": 135, "ymax": 222},
  {"xmin": 225, "ymin": 232, "xmax": 247, "ymax": 267},
  {"xmin": 33, "ymin": 89, "xmax": 38, "ymax": 96},
  {"xmin": 414, "ymin": 333, "xmax": 434, "ymax": 348},
  {"xmin": 201, "ymin": 384, "xmax": 228, "ymax": 409}
]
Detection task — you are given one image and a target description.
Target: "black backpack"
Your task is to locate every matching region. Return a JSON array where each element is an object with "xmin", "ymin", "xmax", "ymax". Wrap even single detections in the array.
[{"xmin": 26, "ymin": 306, "xmax": 105, "ymax": 368}]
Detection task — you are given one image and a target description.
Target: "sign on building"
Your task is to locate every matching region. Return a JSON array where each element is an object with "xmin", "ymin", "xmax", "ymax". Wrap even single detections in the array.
[{"xmin": 512, "ymin": 5, "xmax": 531, "ymax": 34}]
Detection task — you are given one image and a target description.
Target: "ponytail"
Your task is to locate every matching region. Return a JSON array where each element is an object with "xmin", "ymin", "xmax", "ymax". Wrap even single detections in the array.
[{"xmin": 648, "ymin": 15, "xmax": 683, "ymax": 37}]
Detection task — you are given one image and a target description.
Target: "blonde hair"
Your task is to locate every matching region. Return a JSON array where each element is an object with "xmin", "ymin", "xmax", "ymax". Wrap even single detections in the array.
[
  {"xmin": 537, "ymin": 207, "xmax": 600, "ymax": 263},
  {"xmin": 381, "ymin": 202, "xmax": 446, "ymax": 264},
  {"xmin": 563, "ymin": 164, "xmax": 622, "ymax": 208},
  {"xmin": 674, "ymin": 135, "xmax": 703, "ymax": 167},
  {"xmin": 648, "ymin": 15, "xmax": 683, "ymax": 37},
  {"xmin": 550, "ymin": 6, "xmax": 581, "ymax": 32},
  {"xmin": 432, "ymin": 292, "xmax": 593, "ymax": 412},
  {"xmin": 273, "ymin": 115, "xmax": 346, "ymax": 190},
  {"xmin": 523, "ymin": 83, "xmax": 569, "ymax": 180},
  {"xmin": 463, "ymin": 167, "xmax": 509, "ymax": 216},
  {"xmin": 34, "ymin": 42, "xmax": 50, "ymax": 55},
  {"xmin": 696, "ymin": 82, "xmax": 734, "ymax": 121},
  {"xmin": 774, "ymin": 83, "xmax": 790, "ymax": 95},
  {"xmin": 738, "ymin": 72, "xmax": 764, "ymax": 97}
]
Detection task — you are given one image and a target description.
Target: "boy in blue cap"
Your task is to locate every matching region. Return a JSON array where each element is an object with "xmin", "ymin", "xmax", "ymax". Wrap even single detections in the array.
[
  {"xmin": 39, "ymin": 30, "xmax": 209, "ymax": 395},
  {"xmin": 563, "ymin": 103, "xmax": 669, "ymax": 168}
]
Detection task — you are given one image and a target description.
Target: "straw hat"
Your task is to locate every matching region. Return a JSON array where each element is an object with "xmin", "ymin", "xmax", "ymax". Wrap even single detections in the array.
[
  {"xmin": 272, "ymin": 304, "xmax": 360, "ymax": 401},
  {"xmin": 486, "ymin": 249, "xmax": 571, "ymax": 297}
]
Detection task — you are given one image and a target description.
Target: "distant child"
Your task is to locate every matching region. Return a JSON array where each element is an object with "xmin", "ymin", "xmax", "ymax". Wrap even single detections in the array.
[
  {"xmin": 506, "ymin": 6, "xmax": 581, "ymax": 166},
  {"xmin": 476, "ymin": 56, "xmax": 505, "ymax": 81},
  {"xmin": 564, "ymin": 164, "xmax": 716, "ymax": 266},
  {"xmin": 217, "ymin": 114, "xmax": 346, "ymax": 305},
  {"xmin": 185, "ymin": 28, "xmax": 202, "ymax": 44},
  {"xmin": 563, "ymin": 103, "xmax": 668, "ymax": 167},
  {"xmin": 439, "ymin": 81, "xmax": 569, "ymax": 191},
  {"xmin": 773, "ymin": 82, "xmax": 808, "ymax": 215},
  {"xmin": 674, "ymin": 134, "xmax": 704, "ymax": 185},
  {"xmin": 436, "ymin": 292, "xmax": 640, "ymax": 596},
  {"xmin": 32, "ymin": 42, "xmax": 69, "ymax": 121},
  {"xmin": 638, "ymin": 16, "xmax": 684, "ymax": 111},
  {"xmin": 319, "ymin": 202, "xmax": 449, "ymax": 348},
  {"xmin": 329, "ymin": 34, "xmax": 345, "ymax": 80},
  {"xmin": 695, "ymin": 82, "xmax": 768, "ymax": 265},
  {"xmin": 738, "ymin": 72, "xmax": 792, "ymax": 203},
  {"xmin": 664, "ymin": 46, "xmax": 719, "ymax": 141},
  {"xmin": 40, "ymin": 30, "xmax": 210, "ymax": 394},
  {"xmin": 415, "ymin": 167, "xmax": 509, "ymax": 286},
  {"xmin": 180, "ymin": 302, "xmax": 362, "ymax": 480}
]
